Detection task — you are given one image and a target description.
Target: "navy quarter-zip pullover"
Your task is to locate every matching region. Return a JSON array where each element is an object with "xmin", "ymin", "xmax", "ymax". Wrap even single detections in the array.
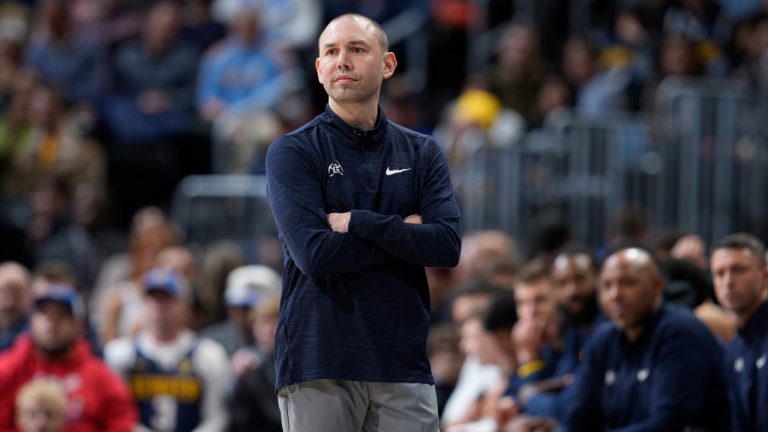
[
  {"xmin": 562, "ymin": 303, "xmax": 729, "ymax": 431},
  {"xmin": 266, "ymin": 105, "xmax": 461, "ymax": 390},
  {"xmin": 725, "ymin": 300, "xmax": 768, "ymax": 432}
]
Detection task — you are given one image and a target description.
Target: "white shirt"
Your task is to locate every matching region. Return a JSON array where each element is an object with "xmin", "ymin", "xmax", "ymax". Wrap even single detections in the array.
[
  {"xmin": 105, "ymin": 330, "xmax": 232, "ymax": 432},
  {"xmin": 441, "ymin": 355, "xmax": 503, "ymax": 424}
]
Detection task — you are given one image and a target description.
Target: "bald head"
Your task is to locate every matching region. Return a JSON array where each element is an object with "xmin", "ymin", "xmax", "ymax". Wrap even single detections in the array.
[
  {"xmin": 602, "ymin": 247, "xmax": 660, "ymax": 278},
  {"xmin": 599, "ymin": 248, "xmax": 664, "ymax": 339},
  {"xmin": 0, "ymin": 262, "xmax": 31, "ymax": 286},
  {"xmin": 320, "ymin": 13, "xmax": 389, "ymax": 54},
  {"xmin": 0, "ymin": 261, "xmax": 32, "ymax": 329}
]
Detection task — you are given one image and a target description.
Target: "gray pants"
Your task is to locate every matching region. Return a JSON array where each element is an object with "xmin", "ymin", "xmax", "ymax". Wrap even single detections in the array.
[{"xmin": 277, "ymin": 379, "xmax": 439, "ymax": 432}]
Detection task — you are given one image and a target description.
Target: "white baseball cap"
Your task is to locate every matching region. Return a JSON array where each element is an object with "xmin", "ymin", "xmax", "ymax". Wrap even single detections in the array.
[{"xmin": 224, "ymin": 265, "xmax": 281, "ymax": 307}]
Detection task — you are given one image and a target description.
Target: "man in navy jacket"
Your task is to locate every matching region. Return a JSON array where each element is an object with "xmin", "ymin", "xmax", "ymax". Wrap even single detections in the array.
[
  {"xmin": 711, "ymin": 233, "xmax": 768, "ymax": 432},
  {"xmin": 562, "ymin": 246, "xmax": 728, "ymax": 431},
  {"xmin": 266, "ymin": 13, "xmax": 461, "ymax": 432}
]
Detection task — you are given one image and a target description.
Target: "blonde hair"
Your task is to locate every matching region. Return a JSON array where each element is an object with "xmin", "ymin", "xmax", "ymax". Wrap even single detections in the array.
[
  {"xmin": 251, "ymin": 294, "xmax": 280, "ymax": 321},
  {"xmin": 16, "ymin": 378, "xmax": 67, "ymax": 431}
]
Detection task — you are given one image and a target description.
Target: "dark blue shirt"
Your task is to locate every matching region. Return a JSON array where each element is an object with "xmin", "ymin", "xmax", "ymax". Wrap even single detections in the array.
[
  {"xmin": 0, "ymin": 315, "xmax": 27, "ymax": 352},
  {"xmin": 563, "ymin": 303, "xmax": 728, "ymax": 431},
  {"xmin": 128, "ymin": 340, "xmax": 203, "ymax": 432},
  {"xmin": 266, "ymin": 105, "xmax": 461, "ymax": 390},
  {"xmin": 525, "ymin": 316, "xmax": 605, "ymax": 420},
  {"xmin": 725, "ymin": 300, "xmax": 768, "ymax": 432}
]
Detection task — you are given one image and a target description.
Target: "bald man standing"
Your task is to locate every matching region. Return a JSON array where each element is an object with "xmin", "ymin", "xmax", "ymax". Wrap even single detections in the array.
[
  {"xmin": 562, "ymin": 246, "xmax": 728, "ymax": 431},
  {"xmin": 266, "ymin": 13, "xmax": 461, "ymax": 432}
]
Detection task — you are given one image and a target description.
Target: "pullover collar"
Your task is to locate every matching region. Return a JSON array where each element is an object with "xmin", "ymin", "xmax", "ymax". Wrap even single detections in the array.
[{"xmin": 321, "ymin": 104, "xmax": 389, "ymax": 147}]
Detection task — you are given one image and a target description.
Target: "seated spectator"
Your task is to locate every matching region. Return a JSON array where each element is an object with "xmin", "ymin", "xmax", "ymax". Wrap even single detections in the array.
[
  {"xmin": 229, "ymin": 293, "xmax": 282, "ymax": 432},
  {"xmin": 4, "ymin": 82, "xmax": 106, "ymax": 200},
  {"xmin": 24, "ymin": 177, "xmax": 72, "ymax": 260},
  {"xmin": 561, "ymin": 36, "xmax": 637, "ymax": 116},
  {"xmin": 453, "ymin": 230, "xmax": 520, "ymax": 287},
  {"xmin": 660, "ymin": 232, "xmax": 738, "ymax": 343},
  {"xmin": 69, "ymin": 0, "xmax": 145, "ymax": 52},
  {"xmin": 25, "ymin": 0, "xmax": 108, "ymax": 105},
  {"xmin": 102, "ymin": 0, "xmax": 199, "ymax": 145},
  {"xmin": 105, "ymin": 267, "xmax": 231, "ymax": 432},
  {"xmin": 440, "ymin": 280, "xmax": 505, "ymax": 427},
  {"xmin": 661, "ymin": 0, "xmax": 728, "ymax": 77},
  {"xmin": 0, "ymin": 261, "xmax": 31, "ymax": 351},
  {"xmin": 32, "ymin": 260, "xmax": 103, "ymax": 356},
  {"xmin": 710, "ymin": 233, "xmax": 768, "ymax": 431},
  {"xmin": 0, "ymin": 9, "xmax": 27, "ymax": 114},
  {"xmin": 196, "ymin": 240, "xmax": 247, "ymax": 327},
  {"xmin": 510, "ymin": 260, "xmax": 561, "ymax": 388},
  {"xmin": 92, "ymin": 207, "xmax": 178, "ymax": 344},
  {"xmin": 0, "ymin": 68, "xmax": 38, "ymax": 187},
  {"xmin": 487, "ymin": 21, "xmax": 547, "ymax": 124},
  {"xmin": 15, "ymin": 378, "xmax": 67, "ymax": 432},
  {"xmin": 427, "ymin": 322, "xmax": 464, "ymax": 416},
  {"xmin": 197, "ymin": 4, "xmax": 285, "ymax": 124},
  {"xmin": 444, "ymin": 291, "xmax": 520, "ymax": 432},
  {"xmin": 514, "ymin": 249, "xmax": 602, "ymax": 421},
  {"xmin": 730, "ymin": 13, "xmax": 768, "ymax": 85},
  {"xmin": 0, "ymin": 283, "xmax": 137, "ymax": 430},
  {"xmin": 642, "ymin": 33, "xmax": 705, "ymax": 111},
  {"xmin": 530, "ymin": 75, "xmax": 572, "ymax": 128},
  {"xmin": 197, "ymin": 3, "xmax": 297, "ymax": 172},
  {"xmin": 201, "ymin": 264, "xmax": 281, "ymax": 356},
  {"xmin": 562, "ymin": 246, "xmax": 728, "ymax": 431},
  {"xmin": 212, "ymin": 0, "xmax": 320, "ymax": 50},
  {"xmin": 432, "ymin": 88, "xmax": 525, "ymax": 191},
  {"xmin": 36, "ymin": 181, "xmax": 125, "ymax": 298}
]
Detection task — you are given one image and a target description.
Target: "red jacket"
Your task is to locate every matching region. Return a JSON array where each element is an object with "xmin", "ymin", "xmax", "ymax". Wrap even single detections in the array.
[{"xmin": 0, "ymin": 335, "xmax": 137, "ymax": 432}]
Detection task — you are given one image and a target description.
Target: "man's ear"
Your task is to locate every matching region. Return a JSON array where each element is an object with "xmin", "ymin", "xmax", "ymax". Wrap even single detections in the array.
[
  {"xmin": 315, "ymin": 57, "xmax": 323, "ymax": 83},
  {"xmin": 382, "ymin": 51, "xmax": 397, "ymax": 80}
]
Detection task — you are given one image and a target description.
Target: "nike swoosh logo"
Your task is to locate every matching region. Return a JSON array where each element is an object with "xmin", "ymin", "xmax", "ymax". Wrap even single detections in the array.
[{"xmin": 386, "ymin": 167, "xmax": 411, "ymax": 175}]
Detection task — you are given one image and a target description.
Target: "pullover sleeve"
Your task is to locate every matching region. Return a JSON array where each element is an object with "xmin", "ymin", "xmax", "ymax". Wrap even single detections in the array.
[
  {"xmin": 562, "ymin": 333, "xmax": 605, "ymax": 432},
  {"xmin": 348, "ymin": 139, "xmax": 461, "ymax": 267},
  {"xmin": 266, "ymin": 137, "xmax": 393, "ymax": 276}
]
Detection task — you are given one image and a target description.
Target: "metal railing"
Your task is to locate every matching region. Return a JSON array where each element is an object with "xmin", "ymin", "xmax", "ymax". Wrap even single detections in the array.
[
  {"xmin": 460, "ymin": 76, "xmax": 768, "ymax": 250},
  {"xmin": 177, "ymin": 77, "xmax": 768, "ymax": 255},
  {"xmin": 170, "ymin": 175, "xmax": 274, "ymax": 260}
]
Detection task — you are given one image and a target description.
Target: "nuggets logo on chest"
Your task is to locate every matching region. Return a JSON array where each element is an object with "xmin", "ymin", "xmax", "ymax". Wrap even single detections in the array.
[{"xmin": 328, "ymin": 160, "xmax": 344, "ymax": 177}]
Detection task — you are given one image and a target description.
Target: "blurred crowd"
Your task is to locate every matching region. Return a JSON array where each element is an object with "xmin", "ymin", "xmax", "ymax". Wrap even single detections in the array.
[{"xmin": 1, "ymin": 0, "xmax": 768, "ymax": 431}]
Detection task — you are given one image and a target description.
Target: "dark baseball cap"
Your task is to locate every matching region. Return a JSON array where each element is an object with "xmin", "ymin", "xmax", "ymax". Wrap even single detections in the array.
[{"xmin": 33, "ymin": 284, "xmax": 85, "ymax": 321}]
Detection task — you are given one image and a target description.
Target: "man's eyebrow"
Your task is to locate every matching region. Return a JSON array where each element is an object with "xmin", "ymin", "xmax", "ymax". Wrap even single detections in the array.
[{"xmin": 321, "ymin": 39, "xmax": 372, "ymax": 49}]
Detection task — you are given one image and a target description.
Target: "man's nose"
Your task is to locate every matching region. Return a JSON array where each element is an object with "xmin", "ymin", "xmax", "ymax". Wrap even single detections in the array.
[
  {"xmin": 336, "ymin": 51, "xmax": 351, "ymax": 69},
  {"xmin": 603, "ymin": 285, "xmax": 619, "ymax": 302},
  {"xmin": 721, "ymin": 271, "xmax": 733, "ymax": 288}
]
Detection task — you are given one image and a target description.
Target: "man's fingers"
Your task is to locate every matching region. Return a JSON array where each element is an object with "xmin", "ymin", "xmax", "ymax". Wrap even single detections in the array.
[{"xmin": 404, "ymin": 214, "xmax": 422, "ymax": 224}]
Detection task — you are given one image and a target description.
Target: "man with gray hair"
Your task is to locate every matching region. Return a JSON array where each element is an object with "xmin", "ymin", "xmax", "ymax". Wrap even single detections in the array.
[{"xmin": 711, "ymin": 233, "xmax": 768, "ymax": 432}]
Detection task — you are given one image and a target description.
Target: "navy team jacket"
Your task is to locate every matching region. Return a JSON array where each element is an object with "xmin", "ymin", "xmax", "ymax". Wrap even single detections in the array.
[
  {"xmin": 562, "ymin": 303, "xmax": 729, "ymax": 431},
  {"xmin": 266, "ymin": 105, "xmax": 461, "ymax": 390},
  {"xmin": 725, "ymin": 300, "xmax": 768, "ymax": 432}
]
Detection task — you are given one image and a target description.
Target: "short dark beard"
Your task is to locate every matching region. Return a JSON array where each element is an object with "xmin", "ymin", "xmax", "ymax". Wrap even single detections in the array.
[
  {"xmin": 562, "ymin": 293, "xmax": 599, "ymax": 327},
  {"xmin": 36, "ymin": 340, "xmax": 75, "ymax": 359}
]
